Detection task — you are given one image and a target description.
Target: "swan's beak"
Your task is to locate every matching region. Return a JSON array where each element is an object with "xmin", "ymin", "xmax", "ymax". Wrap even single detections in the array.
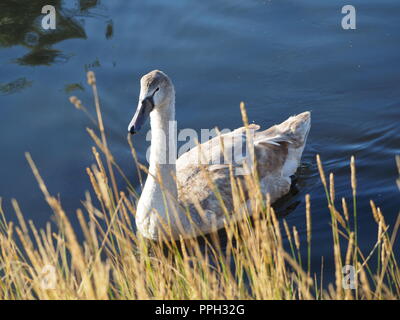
[{"xmin": 128, "ymin": 97, "xmax": 154, "ymax": 135}]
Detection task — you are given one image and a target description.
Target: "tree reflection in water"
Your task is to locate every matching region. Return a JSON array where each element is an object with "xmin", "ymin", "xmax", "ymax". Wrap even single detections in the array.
[{"xmin": 0, "ymin": 0, "xmax": 104, "ymax": 66}]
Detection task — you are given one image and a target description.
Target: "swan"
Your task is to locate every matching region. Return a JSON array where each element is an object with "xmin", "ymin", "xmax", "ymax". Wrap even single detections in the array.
[{"xmin": 128, "ymin": 70, "xmax": 311, "ymax": 240}]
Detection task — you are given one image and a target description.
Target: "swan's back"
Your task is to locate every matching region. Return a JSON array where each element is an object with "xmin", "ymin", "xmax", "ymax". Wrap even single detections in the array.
[{"xmin": 175, "ymin": 112, "xmax": 311, "ymax": 234}]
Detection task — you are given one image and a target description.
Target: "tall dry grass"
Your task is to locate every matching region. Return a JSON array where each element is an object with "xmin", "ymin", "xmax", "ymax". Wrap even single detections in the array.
[{"xmin": 0, "ymin": 71, "xmax": 399, "ymax": 300}]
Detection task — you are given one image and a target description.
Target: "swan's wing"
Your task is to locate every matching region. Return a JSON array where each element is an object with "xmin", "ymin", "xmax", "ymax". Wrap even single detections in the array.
[
  {"xmin": 254, "ymin": 111, "xmax": 311, "ymax": 179},
  {"xmin": 175, "ymin": 126, "xmax": 258, "ymax": 231},
  {"xmin": 175, "ymin": 112, "xmax": 311, "ymax": 233},
  {"xmin": 176, "ymin": 123, "xmax": 260, "ymax": 174}
]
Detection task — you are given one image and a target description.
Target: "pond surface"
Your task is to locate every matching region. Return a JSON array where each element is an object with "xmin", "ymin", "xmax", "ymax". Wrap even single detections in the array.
[{"xmin": 0, "ymin": 0, "xmax": 399, "ymax": 281}]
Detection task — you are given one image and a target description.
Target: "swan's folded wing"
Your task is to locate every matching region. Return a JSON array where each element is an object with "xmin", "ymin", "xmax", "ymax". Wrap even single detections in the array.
[
  {"xmin": 175, "ymin": 113, "xmax": 310, "ymax": 231},
  {"xmin": 177, "ymin": 124, "xmax": 260, "ymax": 173}
]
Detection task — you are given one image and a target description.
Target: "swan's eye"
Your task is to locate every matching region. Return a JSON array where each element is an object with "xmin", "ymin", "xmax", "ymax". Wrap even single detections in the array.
[{"xmin": 155, "ymin": 87, "xmax": 160, "ymax": 93}]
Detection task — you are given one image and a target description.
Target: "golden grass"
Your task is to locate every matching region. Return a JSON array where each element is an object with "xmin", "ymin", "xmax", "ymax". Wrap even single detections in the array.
[{"xmin": 0, "ymin": 71, "xmax": 399, "ymax": 300}]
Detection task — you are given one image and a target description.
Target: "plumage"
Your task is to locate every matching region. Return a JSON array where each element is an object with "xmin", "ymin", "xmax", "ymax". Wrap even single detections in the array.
[{"xmin": 128, "ymin": 70, "xmax": 311, "ymax": 240}]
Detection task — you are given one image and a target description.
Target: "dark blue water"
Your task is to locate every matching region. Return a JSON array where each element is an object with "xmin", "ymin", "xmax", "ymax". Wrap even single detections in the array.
[{"xmin": 1, "ymin": 0, "xmax": 399, "ymax": 281}]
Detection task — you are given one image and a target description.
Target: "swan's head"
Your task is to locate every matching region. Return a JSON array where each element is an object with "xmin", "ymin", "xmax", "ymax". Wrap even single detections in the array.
[{"xmin": 128, "ymin": 70, "xmax": 173, "ymax": 134}]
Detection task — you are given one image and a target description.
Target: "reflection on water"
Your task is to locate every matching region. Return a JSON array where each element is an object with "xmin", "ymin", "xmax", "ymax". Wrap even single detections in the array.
[
  {"xmin": 105, "ymin": 20, "xmax": 113, "ymax": 40},
  {"xmin": 0, "ymin": 77, "xmax": 32, "ymax": 95},
  {"xmin": 0, "ymin": 0, "xmax": 106, "ymax": 66},
  {"xmin": 64, "ymin": 82, "xmax": 84, "ymax": 94},
  {"xmin": 15, "ymin": 48, "xmax": 72, "ymax": 66}
]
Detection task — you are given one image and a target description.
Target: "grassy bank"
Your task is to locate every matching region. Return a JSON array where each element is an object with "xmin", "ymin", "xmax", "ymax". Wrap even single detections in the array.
[{"xmin": 0, "ymin": 72, "xmax": 399, "ymax": 300}]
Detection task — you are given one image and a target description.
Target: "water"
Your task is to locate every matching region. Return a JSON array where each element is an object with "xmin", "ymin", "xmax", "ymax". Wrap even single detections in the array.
[{"xmin": 0, "ymin": 0, "xmax": 399, "ymax": 281}]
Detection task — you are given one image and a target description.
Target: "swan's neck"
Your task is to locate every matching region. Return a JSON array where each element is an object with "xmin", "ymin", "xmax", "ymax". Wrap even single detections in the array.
[
  {"xmin": 148, "ymin": 97, "xmax": 176, "ymax": 180},
  {"xmin": 136, "ymin": 95, "xmax": 180, "ymax": 239}
]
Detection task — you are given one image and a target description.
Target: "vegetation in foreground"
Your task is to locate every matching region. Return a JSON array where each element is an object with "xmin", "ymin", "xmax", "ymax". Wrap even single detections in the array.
[{"xmin": 0, "ymin": 72, "xmax": 399, "ymax": 300}]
